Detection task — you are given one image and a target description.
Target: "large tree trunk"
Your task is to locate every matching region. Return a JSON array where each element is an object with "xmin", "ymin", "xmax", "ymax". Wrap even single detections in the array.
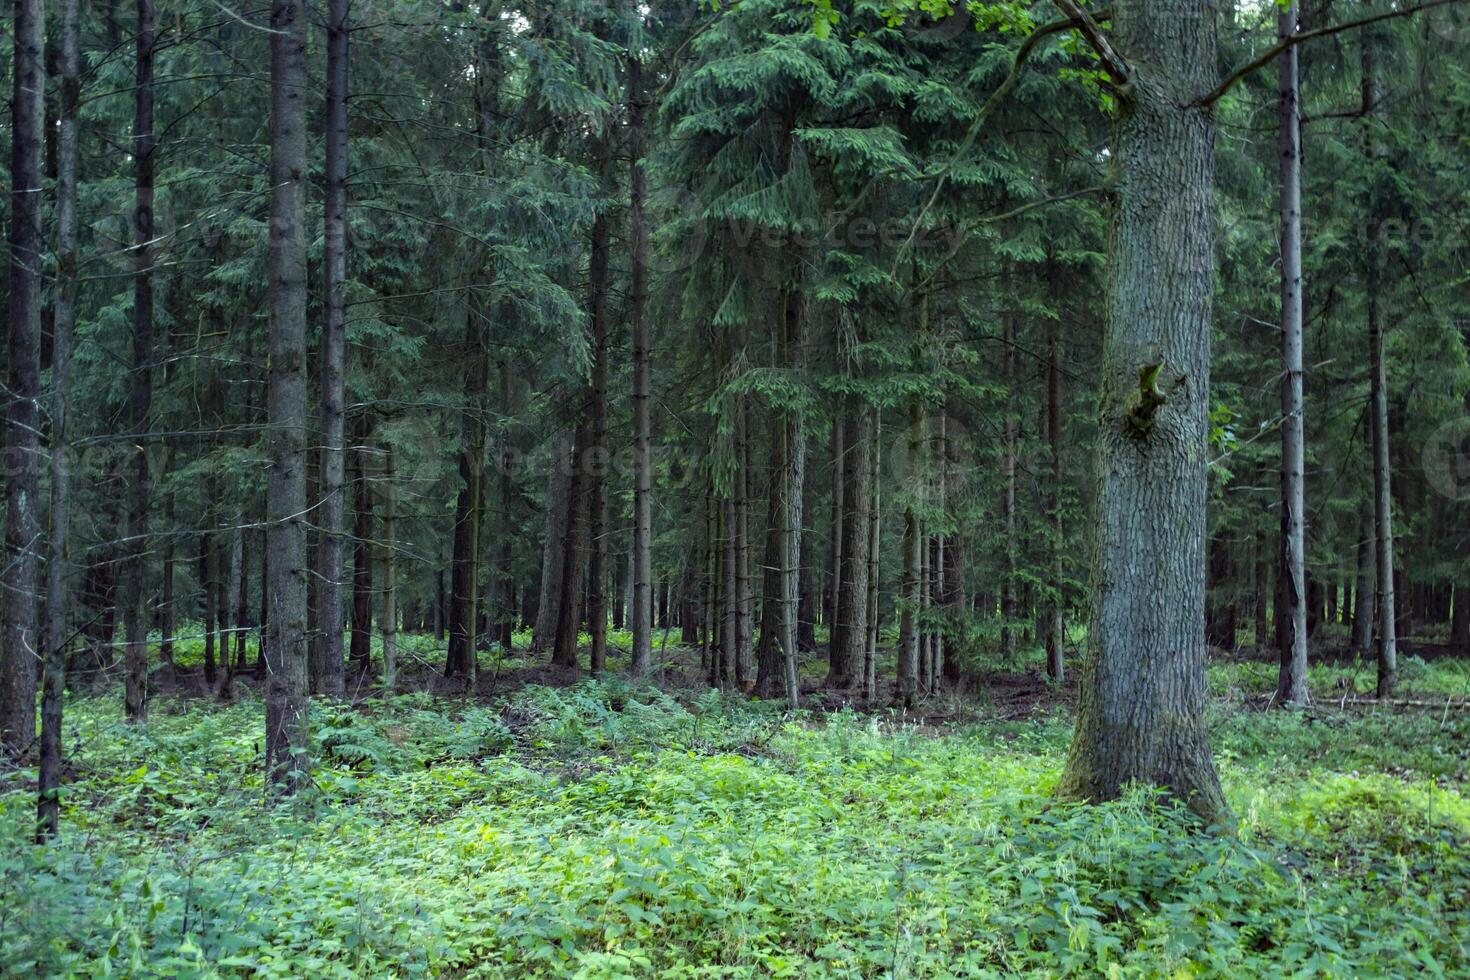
[
  {"xmin": 264, "ymin": 0, "xmax": 312, "ymax": 788},
  {"xmin": 828, "ymin": 410, "xmax": 872, "ymax": 688},
  {"xmin": 1274, "ymin": 0, "xmax": 1309, "ymax": 706},
  {"xmin": 628, "ymin": 11, "xmax": 654, "ymax": 678},
  {"xmin": 38, "ymin": 0, "xmax": 80, "ymax": 838},
  {"xmin": 2, "ymin": 0, "xmax": 45, "ymax": 750},
  {"xmin": 317, "ymin": 0, "xmax": 350, "ymax": 698},
  {"xmin": 1055, "ymin": 5, "xmax": 1228, "ymax": 825},
  {"xmin": 122, "ymin": 0, "xmax": 157, "ymax": 723}
]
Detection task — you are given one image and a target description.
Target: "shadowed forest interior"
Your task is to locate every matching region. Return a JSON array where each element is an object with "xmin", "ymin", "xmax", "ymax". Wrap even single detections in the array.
[{"xmin": 2, "ymin": 0, "xmax": 1469, "ymax": 975}]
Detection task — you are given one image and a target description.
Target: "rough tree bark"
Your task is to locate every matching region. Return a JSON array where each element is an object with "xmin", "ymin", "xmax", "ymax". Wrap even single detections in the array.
[
  {"xmin": 122, "ymin": 0, "xmax": 157, "ymax": 723},
  {"xmin": 1362, "ymin": 24, "xmax": 1397, "ymax": 698},
  {"xmin": 628, "ymin": 3, "xmax": 654, "ymax": 678},
  {"xmin": 38, "ymin": 0, "xmax": 80, "ymax": 838},
  {"xmin": 1274, "ymin": 0, "xmax": 1309, "ymax": 706},
  {"xmin": 317, "ymin": 0, "xmax": 350, "ymax": 698},
  {"xmin": 828, "ymin": 410, "xmax": 871, "ymax": 688},
  {"xmin": 586, "ymin": 200, "xmax": 611, "ymax": 673},
  {"xmin": 1054, "ymin": 1, "xmax": 1229, "ymax": 825},
  {"xmin": 379, "ymin": 442, "xmax": 397, "ymax": 691},
  {"xmin": 264, "ymin": 0, "xmax": 312, "ymax": 788}
]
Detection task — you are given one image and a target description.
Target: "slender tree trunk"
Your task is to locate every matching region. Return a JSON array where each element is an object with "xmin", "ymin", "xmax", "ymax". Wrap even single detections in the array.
[
  {"xmin": 552, "ymin": 422, "xmax": 589, "ymax": 671},
  {"xmin": 497, "ymin": 359, "xmax": 516, "ymax": 650},
  {"xmin": 534, "ymin": 429, "xmax": 572, "ymax": 653},
  {"xmin": 219, "ymin": 518, "xmax": 243, "ymax": 700},
  {"xmin": 736, "ymin": 403, "xmax": 754, "ymax": 684},
  {"xmin": 351, "ymin": 427, "xmax": 374, "ymax": 673},
  {"xmin": 829, "ymin": 410, "xmax": 871, "ymax": 687},
  {"xmin": 121, "ymin": 0, "xmax": 157, "ymax": 723},
  {"xmin": 1361, "ymin": 30, "xmax": 1397, "ymax": 697},
  {"xmin": 777, "ymin": 274, "xmax": 806, "ymax": 708},
  {"xmin": 264, "ymin": 0, "xmax": 312, "ymax": 787},
  {"xmin": 379, "ymin": 442, "xmax": 397, "ymax": 692},
  {"xmin": 1274, "ymin": 0, "xmax": 1309, "ymax": 705},
  {"xmin": 1044, "ymin": 313, "xmax": 1066, "ymax": 681},
  {"xmin": 797, "ymin": 457, "xmax": 817, "ymax": 653},
  {"xmin": 317, "ymin": 0, "xmax": 350, "ymax": 699},
  {"xmin": 447, "ymin": 302, "xmax": 486, "ymax": 678},
  {"xmin": 628, "ymin": 17, "xmax": 654, "ymax": 678},
  {"xmin": 898, "ymin": 397, "xmax": 923, "ymax": 707},
  {"xmin": 586, "ymin": 205, "xmax": 610, "ymax": 673},
  {"xmin": 204, "ymin": 528, "xmax": 221, "ymax": 686},
  {"xmin": 38, "ymin": 0, "xmax": 80, "ymax": 837},
  {"xmin": 1000, "ymin": 292, "xmax": 1018, "ymax": 661},
  {"xmin": 1451, "ymin": 583, "xmax": 1469, "ymax": 652},
  {"xmin": 1055, "ymin": 4, "xmax": 1228, "ymax": 824},
  {"xmin": 827, "ymin": 419, "xmax": 845, "ymax": 635},
  {"xmin": 864, "ymin": 412, "xmax": 881, "ymax": 701}
]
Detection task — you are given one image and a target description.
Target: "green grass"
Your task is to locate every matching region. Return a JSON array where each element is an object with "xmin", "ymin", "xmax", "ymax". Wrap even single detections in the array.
[{"xmin": 4, "ymin": 678, "xmax": 1468, "ymax": 976}]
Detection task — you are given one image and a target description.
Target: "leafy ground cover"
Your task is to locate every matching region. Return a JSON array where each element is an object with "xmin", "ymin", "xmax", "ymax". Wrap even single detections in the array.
[{"xmin": 4, "ymin": 662, "xmax": 1468, "ymax": 977}]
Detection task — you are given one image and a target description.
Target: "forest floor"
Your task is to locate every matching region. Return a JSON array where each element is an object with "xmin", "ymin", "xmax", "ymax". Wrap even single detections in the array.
[{"xmin": 4, "ymin": 631, "xmax": 1469, "ymax": 977}]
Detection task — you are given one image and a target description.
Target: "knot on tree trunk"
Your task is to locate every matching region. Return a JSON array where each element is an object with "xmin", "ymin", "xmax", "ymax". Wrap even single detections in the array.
[{"xmin": 1125, "ymin": 361, "xmax": 1184, "ymax": 438}]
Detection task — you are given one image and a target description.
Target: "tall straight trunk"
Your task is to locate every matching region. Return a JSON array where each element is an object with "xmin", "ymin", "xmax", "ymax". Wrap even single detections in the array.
[
  {"xmin": 122, "ymin": 0, "xmax": 157, "ymax": 723},
  {"xmin": 864, "ymin": 412, "xmax": 882, "ymax": 700},
  {"xmin": 829, "ymin": 410, "xmax": 872, "ymax": 687},
  {"xmin": 776, "ymin": 272, "xmax": 806, "ymax": 707},
  {"xmin": 446, "ymin": 302, "xmax": 486, "ymax": 677},
  {"xmin": 1254, "ymin": 530, "xmax": 1272, "ymax": 650},
  {"xmin": 38, "ymin": 0, "xmax": 79, "ymax": 838},
  {"xmin": 317, "ymin": 0, "xmax": 350, "ymax": 698},
  {"xmin": 1, "ymin": 0, "xmax": 44, "ymax": 755},
  {"xmin": 1055, "ymin": 4, "xmax": 1228, "ymax": 824},
  {"xmin": 755, "ymin": 427, "xmax": 784, "ymax": 697},
  {"xmin": 264, "ymin": 0, "xmax": 311, "ymax": 787},
  {"xmin": 827, "ymin": 419, "xmax": 845, "ymax": 632},
  {"xmin": 719, "ymin": 493, "xmax": 737, "ymax": 687},
  {"xmin": 701, "ymin": 491, "xmax": 717, "ymax": 674},
  {"xmin": 233, "ymin": 531, "xmax": 248, "ymax": 669},
  {"xmin": 797, "ymin": 456, "xmax": 817, "ymax": 652},
  {"xmin": 1362, "ymin": 29, "xmax": 1397, "ymax": 698},
  {"xmin": 586, "ymin": 207, "xmax": 610, "ymax": 673},
  {"xmin": 736, "ymin": 402, "xmax": 754, "ymax": 684},
  {"xmin": 628, "ymin": 9, "xmax": 654, "ymax": 678},
  {"xmin": 160, "ymin": 484, "xmax": 175, "ymax": 663},
  {"xmin": 203, "ymin": 528, "xmax": 220, "ymax": 685},
  {"xmin": 533, "ymin": 429, "xmax": 572, "ymax": 653},
  {"xmin": 898, "ymin": 397, "xmax": 923, "ymax": 707},
  {"xmin": 379, "ymin": 442, "xmax": 397, "ymax": 691},
  {"xmin": 551, "ymin": 422, "xmax": 589, "ymax": 671},
  {"xmin": 351, "ymin": 427, "xmax": 374, "ymax": 673},
  {"xmin": 1274, "ymin": 0, "xmax": 1309, "ymax": 706},
  {"xmin": 1044, "ymin": 312, "xmax": 1066, "ymax": 681},
  {"xmin": 497, "ymin": 359, "xmax": 516, "ymax": 649},
  {"xmin": 942, "ymin": 398, "xmax": 965, "ymax": 683},
  {"xmin": 219, "ymin": 517, "xmax": 243, "ymax": 700},
  {"xmin": 1000, "ymin": 293, "xmax": 1018, "ymax": 660}
]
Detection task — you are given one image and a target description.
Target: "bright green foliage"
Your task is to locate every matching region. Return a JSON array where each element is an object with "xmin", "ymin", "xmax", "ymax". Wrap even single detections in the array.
[{"xmin": 5, "ymin": 682, "xmax": 1468, "ymax": 975}]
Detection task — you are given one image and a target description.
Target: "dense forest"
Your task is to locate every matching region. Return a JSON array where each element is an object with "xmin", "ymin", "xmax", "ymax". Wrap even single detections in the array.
[{"xmin": 3, "ymin": 0, "xmax": 1469, "ymax": 974}]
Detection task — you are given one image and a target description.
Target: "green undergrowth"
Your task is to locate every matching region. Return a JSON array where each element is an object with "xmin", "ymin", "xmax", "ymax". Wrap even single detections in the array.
[{"xmin": 3, "ymin": 681, "xmax": 1468, "ymax": 977}]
